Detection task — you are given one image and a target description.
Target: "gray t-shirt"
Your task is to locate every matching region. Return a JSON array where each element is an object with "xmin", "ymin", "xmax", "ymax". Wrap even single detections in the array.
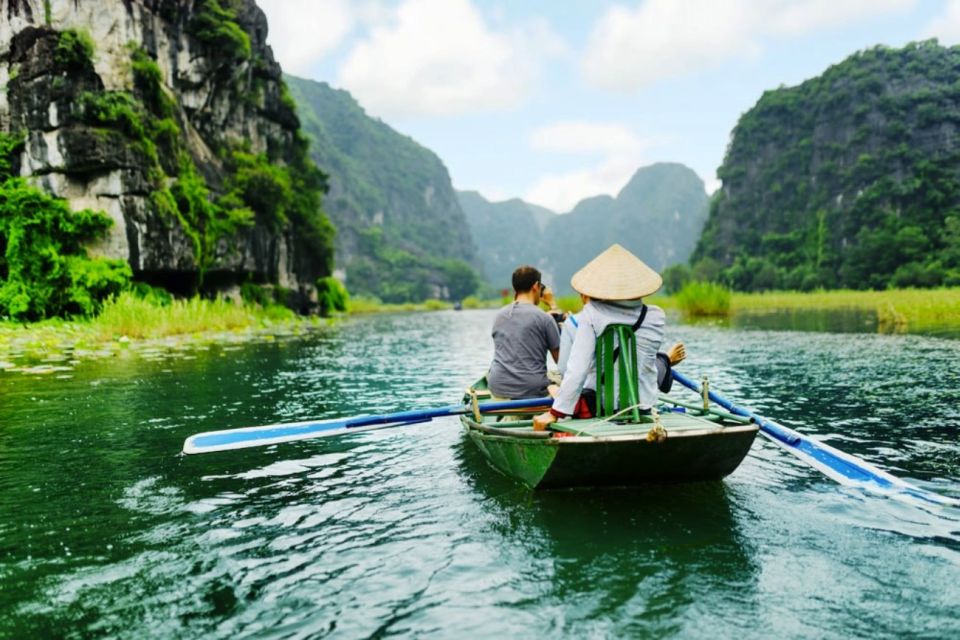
[{"xmin": 488, "ymin": 302, "xmax": 561, "ymax": 398}]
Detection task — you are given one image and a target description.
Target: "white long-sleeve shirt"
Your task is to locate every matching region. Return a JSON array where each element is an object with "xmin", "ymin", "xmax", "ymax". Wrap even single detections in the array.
[{"xmin": 552, "ymin": 301, "xmax": 665, "ymax": 416}]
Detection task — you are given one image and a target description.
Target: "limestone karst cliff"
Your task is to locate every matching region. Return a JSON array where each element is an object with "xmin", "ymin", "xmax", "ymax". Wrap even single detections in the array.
[
  {"xmin": 0, "ymin": 0, "xmax": 335, "ymax": 310},
  {"xmin": 694, "ymin": 41, "xmax": 960, "ymax": 290}
]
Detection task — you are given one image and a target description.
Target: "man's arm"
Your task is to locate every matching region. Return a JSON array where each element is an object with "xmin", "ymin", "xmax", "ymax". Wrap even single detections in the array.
[{"xmin": 549, "ymin": 347, "xmax": 559, "ymax": 363}]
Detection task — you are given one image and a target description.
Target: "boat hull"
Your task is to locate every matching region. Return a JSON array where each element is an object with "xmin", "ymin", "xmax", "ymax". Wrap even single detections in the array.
[{"xmin": 462, "ymin": 418, "xmax": 758, "ymax": 490}]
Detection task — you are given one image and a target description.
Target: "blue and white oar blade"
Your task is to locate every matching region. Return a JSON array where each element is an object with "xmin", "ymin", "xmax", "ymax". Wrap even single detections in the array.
[{"xmin": 183, "ymin": 416, "xmax": 371, "ymax": 454}]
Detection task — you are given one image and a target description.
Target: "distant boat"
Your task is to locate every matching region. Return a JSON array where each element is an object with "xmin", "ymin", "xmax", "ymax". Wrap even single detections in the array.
[
  {"xmin": 453, "ymin": 301, "xmax": 462, "ymax": 311},
  {"xmin": 461, "ymin": 377, "xmax": 758, "ymax": 489}
]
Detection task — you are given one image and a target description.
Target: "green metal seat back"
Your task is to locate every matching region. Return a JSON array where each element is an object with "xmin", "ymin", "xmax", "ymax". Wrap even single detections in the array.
[{"xmin": 595, "ymin": 323, "xmax": 641, "ymax": 422}]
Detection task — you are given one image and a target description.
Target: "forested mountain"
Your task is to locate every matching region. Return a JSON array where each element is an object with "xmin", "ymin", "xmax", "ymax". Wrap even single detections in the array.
[
  {"xmin": 694, "ymin": 40, "xmax": 960, "ymax": 290},
  {"xmin": 285, "ymin": 75, "xmax": 480, "ymax": 302},
  {"xmin": 457, "ymin": 191, "xmax": 552, "ymax": 290},
  {"xmin": 460, "ymin": 163, "xmax": 709, "ymax": 293},
  {"xmin": 0, "ymin": 0, "xmax": 335, "ymax": 317}
]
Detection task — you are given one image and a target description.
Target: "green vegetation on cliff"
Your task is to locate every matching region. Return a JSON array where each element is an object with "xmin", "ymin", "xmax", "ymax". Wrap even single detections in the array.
[
  {"xmin": 0, "ymin": 135, "xmax": 131, "ymax": 321},
  {"xmin": 694, "ymin": 40, "xmax": 960, "ymax": 291},
  {"xmin": 285, "ymin": 75, "xmax": 480, "ymax": 302}
]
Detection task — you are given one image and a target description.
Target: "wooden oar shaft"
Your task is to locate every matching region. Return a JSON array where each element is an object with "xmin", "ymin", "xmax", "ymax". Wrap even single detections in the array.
[{"xmin": 672, "ymin": 371, "xmax": 958, "ymax": 506}]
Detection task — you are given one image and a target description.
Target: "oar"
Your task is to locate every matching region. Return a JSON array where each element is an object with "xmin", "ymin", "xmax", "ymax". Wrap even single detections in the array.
[
  {"xmin": 181, "ymin": 397, "xmax": 552, "ymax": 455},
  {"xmin": 672, "ymin": 370, "xmax": 958, "ymax": 506}
]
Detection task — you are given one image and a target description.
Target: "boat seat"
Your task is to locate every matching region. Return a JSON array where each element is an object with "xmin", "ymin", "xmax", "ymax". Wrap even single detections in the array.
[{"xmin": 595, "ymin": 323, "xmax": 642, "ymax": 422}]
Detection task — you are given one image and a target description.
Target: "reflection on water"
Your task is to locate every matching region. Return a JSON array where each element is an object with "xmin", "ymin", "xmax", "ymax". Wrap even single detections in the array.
[{"xmin": 0, "ymin": 310, "xmax": 958, "ymax": 638}]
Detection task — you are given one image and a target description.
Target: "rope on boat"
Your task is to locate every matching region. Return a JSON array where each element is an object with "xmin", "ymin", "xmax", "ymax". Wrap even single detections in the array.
[{"xmin": 586, "ymin": 402, "xmax": 668, "ymax": 443}]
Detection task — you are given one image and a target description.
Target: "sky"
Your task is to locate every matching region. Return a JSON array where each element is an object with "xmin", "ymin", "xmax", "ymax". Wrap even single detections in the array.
[{"xmin": 257, "ymin": 0, "xmax": 960, "ymax": 213}]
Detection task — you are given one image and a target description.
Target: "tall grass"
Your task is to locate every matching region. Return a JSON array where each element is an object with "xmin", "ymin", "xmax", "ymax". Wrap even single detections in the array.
[
  {"xmin": 347, "ymin": 296, "xmax": 453, "ymax": 314},
  {"xmin": 675, "ymin": 282, "xmax": 732, "ymax": 317},
  {"xmin": 731, "ymin": 287, "xmax": 960, "ymax": 332},
  {"xmin": 92, "ymin": 292, "xmax": 295, "ymax": 340}
]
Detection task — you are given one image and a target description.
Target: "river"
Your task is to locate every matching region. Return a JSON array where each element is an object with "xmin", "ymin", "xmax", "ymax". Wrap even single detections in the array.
[{"xmin": 1, "ymin": 310, "xmax": 958, "ymax": 638}]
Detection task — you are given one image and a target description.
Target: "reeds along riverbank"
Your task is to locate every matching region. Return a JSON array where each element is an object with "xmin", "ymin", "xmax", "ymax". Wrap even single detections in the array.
[
  {"xmin": 346, "ymin": 296, "xmax": 454, "ymax": 314},
  {"xmin": 0, "ymin": 293, "xmax": 325, "ymax": 374},
  {"xmin": 729, "ymin": 287, "xmax": 960, "ymax": 331}
]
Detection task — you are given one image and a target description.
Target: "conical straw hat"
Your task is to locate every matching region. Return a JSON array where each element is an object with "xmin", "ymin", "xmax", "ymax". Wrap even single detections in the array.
[{"xmin": 570, "ymin": 244, "xmax": 662, "ymax": 300}]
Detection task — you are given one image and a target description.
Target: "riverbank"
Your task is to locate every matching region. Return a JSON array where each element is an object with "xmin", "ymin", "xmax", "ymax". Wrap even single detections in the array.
[
  {"xmin": 4, "ymin": 287, "xmax": 958, "ymax": 376},
  {"xmin": 729, "ymin": 287, "xmax": 960, "ymax": 332},
  {"xmin": 0, "ymin": 293, "xmax": 330, "ymax": 376}
]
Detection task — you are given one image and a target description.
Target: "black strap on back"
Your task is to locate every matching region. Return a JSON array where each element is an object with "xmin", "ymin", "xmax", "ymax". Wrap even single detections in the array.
[{"xmin": 613, "ymin": 304, "xmax": 647, "ymax": 364}]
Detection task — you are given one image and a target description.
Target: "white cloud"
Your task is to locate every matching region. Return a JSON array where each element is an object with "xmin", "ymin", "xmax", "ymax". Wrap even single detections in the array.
[
  {"xmin": 257, "ymin": 0, "xmax": 361, "ymax": 74},
  {"xmin": 922, "ymin": 0, "xmax": 960, "ymax": 44},
  {"xmin": 524, "ymin": 156, "xmax": 643, "ymax": 214},
  {"xmin": 582, "ymin": 0, "xmax": 915, "ymax": 91},
  {"xmin": 337, "ymin": 0, "xmax": 565, "ymax": 118},
  {"xmin": 524, "ymin": 120, "xmax": 659, "ymax": 212},
  {"xmin": 529, "ymin": 121, "xmax": 647, "ymax": 155}
]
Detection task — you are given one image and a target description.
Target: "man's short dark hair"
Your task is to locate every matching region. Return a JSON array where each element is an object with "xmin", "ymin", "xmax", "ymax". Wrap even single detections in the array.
[{"xmin": 512, "ymin": 266, "xmax": 541, "ymax": 293}]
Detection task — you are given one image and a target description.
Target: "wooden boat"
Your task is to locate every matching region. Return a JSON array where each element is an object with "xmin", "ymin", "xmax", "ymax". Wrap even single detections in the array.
[{"xmin": 461, "ymin": 378, "xmax": 759, "ymax": 490}]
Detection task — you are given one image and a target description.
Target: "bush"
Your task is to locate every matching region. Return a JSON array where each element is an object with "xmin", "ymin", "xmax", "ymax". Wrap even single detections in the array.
[
  {"xmin": 675, "ymin": 281, "xmax": 731, "ymax": 317},
  {"xmin": 662, "ymin": 264, "xmax": 692, "ymax": 294},
  {"xmin": 316, "ymin": 276, "xmax": 349, "ymax": 315},
  {"xmin": 55, "ymin": 29, "xmax": 95, "ymax": 69},
  {"xmin": 189, "ymin": 0, "xmax": 252, "ymax": 61},
  {"xmin": 0, "ymin": 178, "xmax": 131, "ymax": 320}
]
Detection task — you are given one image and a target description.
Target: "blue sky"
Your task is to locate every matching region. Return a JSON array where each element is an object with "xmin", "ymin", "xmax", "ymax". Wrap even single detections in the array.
[{"xmin": 258, "ymin": 0, "xmax": 960, "ymax": 213}]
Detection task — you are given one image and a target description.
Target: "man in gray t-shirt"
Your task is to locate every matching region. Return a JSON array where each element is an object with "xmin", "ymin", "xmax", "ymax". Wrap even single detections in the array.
[{"xmin": 487, "ymin": 266, "xmax": 561, "ymax": 399}]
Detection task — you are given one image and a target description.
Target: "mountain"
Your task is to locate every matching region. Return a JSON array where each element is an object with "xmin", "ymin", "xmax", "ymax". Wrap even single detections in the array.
[
  {"xmin": 693, "ymin": 40, "xmax": 960, "ymax": 290},
  {"xmin": 1, "ymin": 0, "xmax": 334, "ymax": 312},
  {"xmin": 457, "ymin": 191, "xmax": 553, "ymax": 291},
  {"xmin": 460, "ymin": 163, "xmax": 709, "ymax": 293},
  {"xmin": 285, "ymin": 75, "xmax": 480, "ymax": 302}
]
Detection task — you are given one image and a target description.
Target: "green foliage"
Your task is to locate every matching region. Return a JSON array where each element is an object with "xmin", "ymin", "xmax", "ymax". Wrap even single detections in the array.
[
  {"xmin": 130, "ymin": 47, "xmax": 174, "ymax": 118},
  {"xmin": 55, "ymin": 29, "xmax": 95, "ymax": 69},
  {"xmin": 170, "ymin": 153, "xmax": 254, "ymax": 279},
  {"xmin": 130, "ymin": 281, "xmax": 173, "ymax": 306},
  {"xmin": 316, "ymin": 276, "xmax": 349, "ymax": 314},
  {"xmin": 79, "ymin": 91, "xmax": 146, "ymax": 139},
  {"xmin": 78, "ymin": 90, "xmax": 162, "ymax": 169},
  {"xmin": 662, "ymin": 264, "xmax": 692, "ymax": 294},
  {"xmin": 675, "ymin": 281, "xmax": 731, "ymax": 317},
  {"xmin": 0, "ymin": 134, "xmax": 25, "ymax": 181},
  {"xmin": 222, "ymin": 151, "xmax": 292, "ymax": 229},
  {"xmin": 239, "ymin": 282, "xmax": 273, "ymax": 307},
  {"xmin": 696, "ymin": 41, "xmax": 960, "ymax": 292},
  {"xmin": 345, "ymin": 227, "xmax": 480, "ymax": 302},
  {"xmin": 0, "ymin": 177, "xmax": 131, "ymax": 320},
  {"xmin": 439, "ymin": 258, "xmax": 479, "ymax": 300},
  {"xmin": 189, "ymin": 0, "xmax": 252, "ymax": 61},
  {"xmin": 285, "ymin": 75, "xmax": 476, "ymax": 299}
]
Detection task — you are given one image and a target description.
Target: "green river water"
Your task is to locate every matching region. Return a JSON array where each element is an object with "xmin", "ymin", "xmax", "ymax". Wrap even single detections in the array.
[{"xmin": 1, "ymin": 310, "xmax": 958, "ymax": 639}]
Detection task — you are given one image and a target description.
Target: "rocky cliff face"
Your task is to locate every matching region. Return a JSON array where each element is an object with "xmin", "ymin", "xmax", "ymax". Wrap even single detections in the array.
[{"xmin": 0, "ymin": 0, "xmax": 334, "ymax": 308}]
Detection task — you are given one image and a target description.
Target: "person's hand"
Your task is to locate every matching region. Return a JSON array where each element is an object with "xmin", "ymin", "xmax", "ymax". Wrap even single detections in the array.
[
  {"xmin": 547, "ymin": 384, "xmax": 559, "ymax": 398},
  {"xmin": 541, "ymin": 285, "xmax": 557, "ymax": 311},
  {"xmin": 667, "ymin": 341, "xmax": 686, "ymax": 366},
  {"xmin": 533, "ymin": 411, "xmax": 557, "ymax": 431}
]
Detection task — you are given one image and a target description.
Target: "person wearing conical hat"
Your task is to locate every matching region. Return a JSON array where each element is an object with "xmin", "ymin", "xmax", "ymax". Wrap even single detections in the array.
[{"xmin": 533, "ymin": 244, "xmax": 671, "ymax": 430}]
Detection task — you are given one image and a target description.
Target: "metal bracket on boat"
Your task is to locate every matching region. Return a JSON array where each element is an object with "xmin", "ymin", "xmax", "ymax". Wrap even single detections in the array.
[
  {"xmin": 469, "ymin": 388, "xmax": 482, "ymax": 423},
  {"xmin": 701, "ymin": 377, "xmax": 710, "ymax": 411}
]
